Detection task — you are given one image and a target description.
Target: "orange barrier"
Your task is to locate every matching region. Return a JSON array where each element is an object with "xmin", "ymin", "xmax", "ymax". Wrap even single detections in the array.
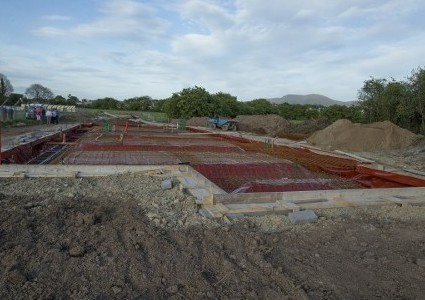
[
  {"xmin": 356, "ymin": 165, "xmax": 425, "ymax": 187},
  {"xmin": 189, "ymin": 128, "xmax": 425, "ymax": 189}
]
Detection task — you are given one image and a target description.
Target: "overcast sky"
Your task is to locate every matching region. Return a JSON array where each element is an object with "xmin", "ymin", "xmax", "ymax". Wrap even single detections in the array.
[{"xmin": 1, "ymin": 0, "xmax": 424, "ymax": 101}]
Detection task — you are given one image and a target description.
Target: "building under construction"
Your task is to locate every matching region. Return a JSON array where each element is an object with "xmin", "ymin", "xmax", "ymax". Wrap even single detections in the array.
[{"xmin": 1, "ymin": 120, "xmax": 424, "ymax": 220}]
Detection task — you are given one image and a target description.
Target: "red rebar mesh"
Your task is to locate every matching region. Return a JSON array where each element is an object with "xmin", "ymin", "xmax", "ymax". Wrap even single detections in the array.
[
  {"xmin": 63, "ymin": 150, "xmax": 181, "ymax": 165},
  {"xmin": 226, "ymin": 140, "xmax": 358, "ymax": 170},
  {"xmin": 187, "ymin": 128, "xmax": 359, "ymax": 170},
  {"xmin": 53, "ymin": 126, "xmax": 423, "ymax": 190},
  {"xmin": 232, "ymin": 181, "xmax": 335, "ymax": 193},
  {"xmin": 77, "ymin": 143, "xmax": 241, "ymax": 153},
  {"xmin": 191, "ymin": 162, "xmax": 360, "ymax": 193},
  {"xmin": 75, "ymin": 128, "xmax": 243, "ymax": 153}
]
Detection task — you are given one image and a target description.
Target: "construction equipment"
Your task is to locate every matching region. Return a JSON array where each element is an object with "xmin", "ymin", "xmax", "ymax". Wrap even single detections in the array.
[{"xmin": 208, "ymin": 117, "xmax": 238, "ymax": 131}]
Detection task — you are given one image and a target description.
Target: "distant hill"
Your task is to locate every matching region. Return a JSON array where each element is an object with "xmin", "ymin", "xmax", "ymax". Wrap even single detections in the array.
[{"xmin": 268, "ymin": 94, "xmax": 356, "ymax": 107}]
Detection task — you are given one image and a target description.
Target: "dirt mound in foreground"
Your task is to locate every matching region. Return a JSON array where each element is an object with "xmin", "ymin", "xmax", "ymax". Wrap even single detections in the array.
[
  {"xmin": 307, "ymin": 119, "xmax": 420, "ymax": 152},
  {"xmin": 1, "ymin": 174, "xmax": 425, "ymax": 299},
  {"xmin": 233, "ymin": 115, "xmax": 290, "ymax": 136}
]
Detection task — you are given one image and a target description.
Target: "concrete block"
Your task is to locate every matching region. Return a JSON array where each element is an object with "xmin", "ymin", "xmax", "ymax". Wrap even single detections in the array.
[
  {"xmin": 288, "ymin": 210, "xmax": 318, "ymax": 224},
  {"xmin": 225, "ymin": 213, "xmax": 245, "ymax": 220},
  {"xmin": 180, "ymin": 177, "xmax": 197, "ymax": 187},
  {"xmin": 161, "ymin": 179, "xmax": 173, "ymax": 190}
]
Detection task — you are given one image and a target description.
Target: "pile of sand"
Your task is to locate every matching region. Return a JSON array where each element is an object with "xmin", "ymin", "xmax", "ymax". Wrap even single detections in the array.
[
  {"xmin": 185, "ymin": 117, "xmax": 209, "ymax": 127},
  {"xmin": 233, "ymin": 114, "xmax": 291, "ymax": 136},
  {"xmin": 307, "ymin": 119, "xmax": 421, "ymax": 152}
]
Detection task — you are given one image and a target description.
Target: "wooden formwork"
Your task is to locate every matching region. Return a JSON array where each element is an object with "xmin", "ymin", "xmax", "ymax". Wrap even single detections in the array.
[{"xmin": 199, "ymin": 187, "xmax": 425, "ymax": 219}]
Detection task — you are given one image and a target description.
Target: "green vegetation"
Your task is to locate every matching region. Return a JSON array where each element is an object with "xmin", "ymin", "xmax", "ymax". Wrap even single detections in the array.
[
  {"xmin": 25, "ymin": 84, "xmax": 54, "ymax": 102},
  {"xmin": 358, "ymin": 67, "xmax": 425, "ymax": 134},
  {"xmin": 1, "ymin": 66, "xmax": 425, "ymax": 133},
  {"xmin": 140, "ymin": 112, "xmax": 169, "ymax": 123},
  {"xmin": 0, "ymin": 74, "xmax": 14, "ymax": 106}
]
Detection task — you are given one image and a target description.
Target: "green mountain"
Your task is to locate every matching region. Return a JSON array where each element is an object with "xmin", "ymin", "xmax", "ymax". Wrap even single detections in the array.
[{"xmin": 268, "ymin": 94, "xmax": 356, "ymax": 107}]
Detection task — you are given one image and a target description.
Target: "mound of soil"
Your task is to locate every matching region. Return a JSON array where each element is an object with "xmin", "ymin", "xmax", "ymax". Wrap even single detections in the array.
[
  {"xmin": 281, "ymin": 119, "xmax": 333, "ymax": 141},
  {"xmin": 233, "ymin": 115, "xmax": 290, "ymax": 136},
  {"xmin": 307, "ymin": 119, "xmax": 421, "ymax": 152},
  {"xmin": 186, "ymin": 117, "xmax": 209, "ymax": 127},
  {"xmin": 185, "ymin": 115, "xmax": 291, "ymax": 137},
  {"xmin": 289, "ymin": 119, "xmax": 332, "ymax": 136},
  {"xmin": 1, "ymin": 174, "xmax": 425, "ymax": 299}
]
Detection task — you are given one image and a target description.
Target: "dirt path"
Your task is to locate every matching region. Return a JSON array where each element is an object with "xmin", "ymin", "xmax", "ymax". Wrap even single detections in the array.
[{"xmin": 1, "ymin": 174, "xmax": 425, "ymax": 299}]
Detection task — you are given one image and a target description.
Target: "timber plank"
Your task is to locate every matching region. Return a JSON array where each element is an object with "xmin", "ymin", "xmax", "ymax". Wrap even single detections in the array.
[{"xmin": 202, "ymin": 206, "xmax": 223, "ymax": 218}]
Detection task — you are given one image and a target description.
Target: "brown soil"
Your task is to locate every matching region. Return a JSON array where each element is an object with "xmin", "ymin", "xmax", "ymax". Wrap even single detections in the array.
[
  {"xmin": 186, "ymin": 117, "xmax": 209, "ymax": 127},
  {"xmin": 307, "ymin": 119, "xmax": 421, "ymax": 152},
  {"xmin": 185, "ymin": 116, "xmax": 330, "ymax": 140},
  {"xmin": 1, "ymin": 174, "xmax": 425, "ymax": 299},
  {"xmin": 289, "ymin": 119, "xmax": 332, "ymax": 136},
  {"xmin": 186, "ymin": 115, "xmax": 291, "ymax": 136},
  {"xmin": 232, "ymin": 115, "xmax": 291, "ymax": 136}
]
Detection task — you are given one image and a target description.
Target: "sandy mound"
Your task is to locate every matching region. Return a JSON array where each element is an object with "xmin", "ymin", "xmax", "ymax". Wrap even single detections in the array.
[
  {"xmin": 289, "ymin": 119, "xmax": 332, "ymax": 135},
  {"xmin": 233, "ymin": 115, "xmax": 290, "ymax": 136},
  {"xmin": 307, "ymin": 119, "xmax": 420, "ymax": 152},
  {"xmin": 186, "ymin": 117, "xmax": 209, "ymax": 127}
]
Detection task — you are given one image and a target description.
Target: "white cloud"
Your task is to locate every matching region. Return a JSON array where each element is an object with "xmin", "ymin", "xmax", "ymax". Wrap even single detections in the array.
[
  {"xmin": 178, "ymin": 0, "xmax": 235, "ymax": 31},
  {"xmin": 33, "ymin": 0, "xmax": 168, "ymax": 39},
  {"xmin": 33, "ymin": 26, "xmax": 66, "ymax": 37},
  {"xmin": 3, "ymin": 0, "xmax": 425, "ymax": 101},
  {"xmin": 42, "ymin": 15, "xmax": 72, "ymax": 21}
]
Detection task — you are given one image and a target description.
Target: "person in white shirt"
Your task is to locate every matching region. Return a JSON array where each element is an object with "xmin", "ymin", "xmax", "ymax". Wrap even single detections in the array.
[{"xmin": 46, "ymin": 109, "xmax": 52, "ymax": 124}]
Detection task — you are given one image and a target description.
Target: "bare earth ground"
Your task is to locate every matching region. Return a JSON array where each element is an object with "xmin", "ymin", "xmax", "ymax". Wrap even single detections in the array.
[
  {"xmin": 1, "ymin": 121, "xmax": 425, "ymax": 299},
  {"xmin": 1, "ymin": 174, "xmax": 425, "ymax": 300}
]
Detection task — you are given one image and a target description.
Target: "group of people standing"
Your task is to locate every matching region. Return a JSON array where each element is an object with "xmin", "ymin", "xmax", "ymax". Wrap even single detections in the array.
[
  {"xmin": 45, "ymin": 108, "xmax": 59, "ymax": 124},
  {"xmin": 33, "ymin": 106, "xmax": 59, "ymax": 124}
]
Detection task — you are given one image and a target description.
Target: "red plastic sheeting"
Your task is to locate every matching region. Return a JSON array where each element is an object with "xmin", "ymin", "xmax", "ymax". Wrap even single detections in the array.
[
  {"xmin": 191, "ymin": 162, "xmax": 356, "ymax": 193},
  {"xmin": 356, "ymin": 165, "xmax": 425, "ymax": 187}
]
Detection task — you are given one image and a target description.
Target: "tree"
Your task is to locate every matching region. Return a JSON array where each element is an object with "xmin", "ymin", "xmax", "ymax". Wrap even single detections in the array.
[
  {"xmin": 25, "ymin": 84, "xmax": 54, "ymax": 102},
  {"xmin": 356, "ymin": 70, "xmax": 425, "ymax": 133},
  {"xmin": 211, "ymin": 92, "xmax": 240, "ymax": 117},
  {"xmin": 0, "ymin": 73, "xmax": 14, "ymax": 105},
  {"xmin": 277, "ymin": 103, "xmax": 310, "ymax": 120},
  {"xmin": 237, "ymin": 101, "xmax": 254, "ymax": 115},
  {"xmin": 408, "ymin": 67, "xmax": 425, "ymax": 134},
  {"xmin": 123, "ymin": 96, "xmax": 152, "ymax": 111},
  {"xmin": 67, "ymin": 94, "xmax": 79, "ymax": 106},
  {"xmin": 151, "ymin": 99, "xmax": 165, "ymax": 112},
  {"xmin": 245, "ymin": 99, "xmax": 275, "ymax": 115},
  {"xmin": 382, "ymin": 80, "xmax": 408, "ymax": 125},
  {"xmin": 8, "ymin": 93, "xmax": 24, "ymax": 106},
  {"xmin": 88, "ymin": 97, "xmax": 120, "ymax": 109},
  {"xmin": 50, "ymin": 95, "xmax": 66, "ymax": 105},
  {"xmin": 162, "ymin": 86, "xmax": 217, "ymax": 119},
  {"xmin": 321, "ymin": 105, "xmax": 352, "ymax": 122},
  {"xmin": 358, "ymin": 77, "xmax": 387, "ymax": 123}
]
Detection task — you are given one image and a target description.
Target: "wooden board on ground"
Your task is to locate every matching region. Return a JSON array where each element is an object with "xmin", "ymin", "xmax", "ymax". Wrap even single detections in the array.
[{"xmin": 200, "ymin": 187, "xmax": 425, "ymax": 219}]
